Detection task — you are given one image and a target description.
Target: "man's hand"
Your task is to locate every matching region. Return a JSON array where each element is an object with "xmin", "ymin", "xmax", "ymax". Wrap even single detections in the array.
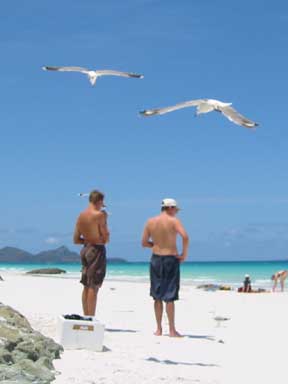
[
  {"xmin": 145, "ymin": 240, "xmax": 154, "ymax": 248},
  {"xmin": 177, "ymin": 253, "xmax": 187, "ymax": 263},
  {"xmin": 73, "ymin": 220, "xmax": 85, "ymax": 244}
]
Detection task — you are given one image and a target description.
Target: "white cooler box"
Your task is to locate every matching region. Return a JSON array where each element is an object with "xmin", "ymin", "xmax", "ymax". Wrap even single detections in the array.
[{"xmin": 57, "ymin": 315, "xmax": 105, "ymax": 351}]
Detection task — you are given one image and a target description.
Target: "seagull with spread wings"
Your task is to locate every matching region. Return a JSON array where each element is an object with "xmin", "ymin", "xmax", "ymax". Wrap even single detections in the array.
[
  {"xmin": 77, "ymin": 193, "xmax": 89, "ymax": 197},
  {"xmin": 140, "ymin": 98, "xmax": 258, "ymax": 128},
  {"xmin": 42, "ymin": 66, "xmax": 144, "ymax": 86}
]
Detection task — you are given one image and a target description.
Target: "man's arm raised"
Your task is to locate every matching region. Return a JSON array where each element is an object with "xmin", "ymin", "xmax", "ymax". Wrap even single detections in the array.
[
  {"xmin": 141, "ymin": 221, "xmax": 154, "ymax": 248},
  {"xmin": 175, "ymin": 218, "xmax": 189, "ymax": 262},
  {"xmin": 99, "ymin": 211, "xmax": 110, "ymax": 243}
]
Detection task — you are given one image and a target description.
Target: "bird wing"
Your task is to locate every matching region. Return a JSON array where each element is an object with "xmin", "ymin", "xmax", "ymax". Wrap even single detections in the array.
[
  {"xmin": 95, "ymin": 70, "xmax": 143, "ymax": 79},
  {"xmin": 219, "ymin": 105, "xmax": 258, "ymax": 128},
  {"xmin": 140, "ymin": 99, "xmax": 205, "ymax": 116},
  {"xmin": 43, "ymin": 66, "xmax": 90, "ymax": 74}
]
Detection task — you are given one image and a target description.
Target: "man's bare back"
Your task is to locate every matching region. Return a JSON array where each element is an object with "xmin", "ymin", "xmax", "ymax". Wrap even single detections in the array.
[
  {"xmin": 142, "ymin": 212, "xmax": 188, "ymax": 261},
  {"xmin": 74, "ymin": 208, "xmax": 109, "ymax": 245},
  {"xmin": 145, "ymin": 214, "xmax": 179, "ymax": 256}
]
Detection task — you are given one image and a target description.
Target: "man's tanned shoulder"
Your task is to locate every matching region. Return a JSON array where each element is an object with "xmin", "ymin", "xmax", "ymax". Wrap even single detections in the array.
[
  {"xmin": 146, "ymin": 217, "xmax": 155, "ymax": 225},
  {"xmin": 89, "ymin": 209, "xmax": 107, "ymax": 220}
]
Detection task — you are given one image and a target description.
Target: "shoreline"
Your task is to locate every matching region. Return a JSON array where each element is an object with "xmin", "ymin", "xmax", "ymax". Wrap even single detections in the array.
[{"xmin": 0, "ymin": 269, "xmax": 277, "ymax": 291}]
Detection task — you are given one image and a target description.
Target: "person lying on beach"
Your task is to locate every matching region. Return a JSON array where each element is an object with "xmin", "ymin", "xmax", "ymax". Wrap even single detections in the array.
[
  {"xmin": 142, "ymin": 198, "xmax": 189, "ymax": 337},
  {"xmin": 73, "ymin": 190, "xmax": 110, "ymax": 316},
  {"xmin": 271, "ymin": 270, "xmax": 287, "ymax": 292}
]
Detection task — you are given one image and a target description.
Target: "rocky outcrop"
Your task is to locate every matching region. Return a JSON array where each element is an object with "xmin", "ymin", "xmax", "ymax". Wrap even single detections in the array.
[
  {"xmin": 35, "ymin": 246, "xmax": 79, "ymax": 263},
  {"xmin": 0, "ymin": 304, "xmax": 63, "ymax": 383},
  {"xmin": 26, "ymin": 268, "xmax": 66, "ymax": 275},
  {"xmin": 0, "ymin": 246, "xmax": 128, "ymax": 264},
  {"xmin": 0, "ymin": 246, "xmax": 79, "ymax": 264},
  {"xmin": 0, "ymin": 247, "xmax": 34, "ymax": 263}
]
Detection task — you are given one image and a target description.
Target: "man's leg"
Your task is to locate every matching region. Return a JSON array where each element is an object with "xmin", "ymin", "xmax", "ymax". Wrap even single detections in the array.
[
  {"xmin": 280, "ymin": 278, "xmax": 285, "ymax": 292},
  {"xmin": 82, "ymin": 287, "xmax": 89, "ymax": 315},
  {"xmin": 86, "ymin": 287, "xmax": 99, "ymax": 316},
  {"xmin": 166, "ymin": 301, "xmax": 182, "ymax": 337},
  {"xmin": 154, "ymin": 300, "xmax": 163, "ymax": 335}
]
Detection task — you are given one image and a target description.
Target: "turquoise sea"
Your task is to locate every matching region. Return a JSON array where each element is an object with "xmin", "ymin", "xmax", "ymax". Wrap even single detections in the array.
[{"xmin": 1, "ymin": 260, "xmax": 288, "ymax": 289}]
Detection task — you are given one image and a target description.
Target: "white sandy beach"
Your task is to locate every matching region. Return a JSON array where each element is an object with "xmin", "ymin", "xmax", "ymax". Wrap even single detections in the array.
[{"xmin": 0, "ymin": 272, "xmax": 286, "ymax": 384}]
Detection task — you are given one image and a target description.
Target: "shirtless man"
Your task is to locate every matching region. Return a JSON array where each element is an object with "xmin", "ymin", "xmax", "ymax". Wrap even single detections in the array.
[
  {"xmin": 142, "ymin": 198, "xmax": 189, "ymax": 337},
  {"xmin": 271, "ymin": 270, "xmax": 287, "ymax": 292},
  {"xmin": 73, "ymin": 190, "xmax": 110, "ymax": 316}
]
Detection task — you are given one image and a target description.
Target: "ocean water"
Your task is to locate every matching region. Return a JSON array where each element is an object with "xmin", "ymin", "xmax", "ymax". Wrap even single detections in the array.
[{"xmin": 1, "ymin": 260, "xmax": 287, "ymax": 289}]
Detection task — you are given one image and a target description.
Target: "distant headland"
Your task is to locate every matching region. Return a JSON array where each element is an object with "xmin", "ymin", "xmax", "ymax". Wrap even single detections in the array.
[{"xmin": 0, "ymin": 246, "xmax": 128, "ymax": 264}]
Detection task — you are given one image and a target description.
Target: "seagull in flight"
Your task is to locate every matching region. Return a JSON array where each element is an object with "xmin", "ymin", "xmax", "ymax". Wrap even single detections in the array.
[
  {"xmin": 42, "ymin": 66, "xmax": 144, "ymax": 86},
  {"xmin": 140, "ymin": 98, "xmax": 258, "ymax": 128}
]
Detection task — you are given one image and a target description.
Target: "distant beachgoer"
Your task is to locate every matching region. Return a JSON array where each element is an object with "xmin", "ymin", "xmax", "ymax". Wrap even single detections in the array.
[
  {"xmin": 243, "ymin": 274, "xmax": 252, "ymax": 292},
  {"xmin": 271, "ymin": 270, "xmax": 287, "ymax": 292},
  {"xmin": 73, "ymin": 190, "xmax": 110, "ymax": 316},
  {"xmin": 141, "ymin": 198, "xmax": 189, "ymax": 337}
]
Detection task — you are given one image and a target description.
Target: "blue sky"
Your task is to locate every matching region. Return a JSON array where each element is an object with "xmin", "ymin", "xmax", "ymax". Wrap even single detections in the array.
[{"xmin": 1, "ymin": 0, "xmax": 288, "ymax": 261}]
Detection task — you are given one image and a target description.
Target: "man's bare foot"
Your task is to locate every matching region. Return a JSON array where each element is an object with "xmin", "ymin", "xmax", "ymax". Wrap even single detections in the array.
[
  {"xmin": 169, "ymin": 330, "xmax": 183, "ymax": 338},
  {"xmin": 154, "ymin": 328, "xmax": 162, "ymax": 336}
]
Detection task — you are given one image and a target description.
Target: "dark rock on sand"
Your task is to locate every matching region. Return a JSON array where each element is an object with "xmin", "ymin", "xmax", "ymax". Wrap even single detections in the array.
[
  {"xmin": 197, "ymin": 284, "xmax": 221, "ymax": 291},
  {"xmin": 197, "ymin": 284, "xmax": 232, "ymax": 291},
  {"xmin": 0, "ymin": 304, "xmax": 63, "ymax": 383},
  {"xmin": 0, "ymin": 275, "xmax": 3, "ymax": 281},
  {"xmin": 26, "ymin": 268, "xmax": 66, "ymax": 275}
]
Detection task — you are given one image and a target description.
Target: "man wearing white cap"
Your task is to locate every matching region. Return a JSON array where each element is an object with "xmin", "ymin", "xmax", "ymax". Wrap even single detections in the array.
[{"xmin": 141, "ymin": 198, "xmax": 189, "ymax": 337}]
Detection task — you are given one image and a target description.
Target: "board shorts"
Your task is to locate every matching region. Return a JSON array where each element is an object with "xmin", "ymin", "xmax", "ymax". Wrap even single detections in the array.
[
  {"xmin": 80, "ymin": 244, "xmax": 106, "ymax": 289},
  {"xmin": 150, "ymin": 254, "xmax": 180, "ymax": 302}
]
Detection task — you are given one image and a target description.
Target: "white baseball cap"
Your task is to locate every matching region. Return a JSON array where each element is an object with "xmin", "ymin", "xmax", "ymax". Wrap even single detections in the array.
[{"xmin": 161, "ymin": 198, "xmax": 179, "ymax": 209}]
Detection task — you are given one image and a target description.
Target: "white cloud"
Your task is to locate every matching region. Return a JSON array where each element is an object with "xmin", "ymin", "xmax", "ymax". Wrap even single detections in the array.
[{"xmin": 45, "ymin": 237, "xmax": 60, "ymax": 245}]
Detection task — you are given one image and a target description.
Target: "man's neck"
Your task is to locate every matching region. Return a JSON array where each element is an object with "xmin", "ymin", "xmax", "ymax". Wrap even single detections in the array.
[
  {"xmin": 88, "ymin": 203, "xmax": 101, "ymax": 212},
  {"xmin": 161, "ymin": 211, "xmax": 174, "ymax": 218}
]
